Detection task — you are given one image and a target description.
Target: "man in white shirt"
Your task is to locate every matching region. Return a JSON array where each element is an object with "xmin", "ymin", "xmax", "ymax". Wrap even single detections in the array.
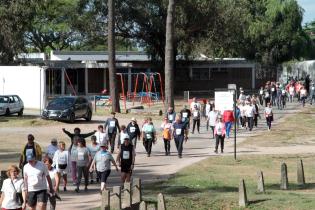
[
  {"xmin": 190, "ymin": 97, "xmax": 201, "ymax": 111},
  {"xmin": 95, "ymin": 125, "xmax": 108, "ymax": 145},
  {"xmin": 245, "ymin": 101, "xmax": 256, "ymax": 131},
  {"xmin": 23, "ymin": 153, "xmax": 54, "ymax": 210}
]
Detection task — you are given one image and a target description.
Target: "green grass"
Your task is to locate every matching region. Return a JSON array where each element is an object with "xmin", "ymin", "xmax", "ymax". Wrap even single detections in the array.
[
  {"xmin": 0, "ymin": 116, "xmax": 60, "ymax": 127},
  {"xmin": 142, "ymin": 154, "xmax": 315, "ymax": 210}
]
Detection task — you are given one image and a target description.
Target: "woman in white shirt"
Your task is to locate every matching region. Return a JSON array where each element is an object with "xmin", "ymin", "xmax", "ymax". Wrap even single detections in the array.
[
  {"xmin": 0, "ymin": 165, "xmax": 26, "ymax": 210},
  {"xmin": 264, "ymin": 102, "xmax": 273, "ymax": 131},
  {"xmin": 44, "ymin": 157, "xmax": 60, "ymax": 210},
  {"xmin": 53, "ymin": 141, "xmax": 69, "ymax": 191}
]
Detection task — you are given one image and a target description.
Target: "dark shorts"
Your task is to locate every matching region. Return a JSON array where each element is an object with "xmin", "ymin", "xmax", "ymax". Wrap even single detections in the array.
[
  {"xmin": 27, "ymin": 190, "xmax": 48, "ymax": 207},
  {"xmin": 121, "ymin": 164, "xmax": 132, "ymax": 173},
  {"xmin": 97, "ymin": 170, "xmax": 111, "ymax": 183}
]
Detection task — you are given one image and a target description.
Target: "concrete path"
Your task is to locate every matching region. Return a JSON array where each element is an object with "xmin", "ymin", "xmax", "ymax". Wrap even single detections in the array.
[{"xmin": 55, "ymin": 101, "xmax": 307, "ymax": 210}]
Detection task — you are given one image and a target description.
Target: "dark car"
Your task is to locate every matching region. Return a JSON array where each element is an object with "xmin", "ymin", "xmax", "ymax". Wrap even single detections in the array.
[{"xmin": 42, "ymin": 96, "xmax": 92, "ymax": 123}]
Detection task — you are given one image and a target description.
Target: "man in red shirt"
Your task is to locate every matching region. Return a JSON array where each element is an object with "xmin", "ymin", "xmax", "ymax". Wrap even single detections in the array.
[{"xmin": 222, "ymin": 110, "xmax": 234, "ymax": 139}]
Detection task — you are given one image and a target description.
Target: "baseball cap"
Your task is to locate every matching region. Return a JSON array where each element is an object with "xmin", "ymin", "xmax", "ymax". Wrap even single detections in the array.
[{"xmin": 26, "ymin": 153, "xmax": 35, "ymax": 161}]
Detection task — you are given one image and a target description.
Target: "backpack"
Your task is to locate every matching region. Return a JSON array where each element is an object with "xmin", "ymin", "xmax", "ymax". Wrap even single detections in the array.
[{"xmin": 163, "ymin": 128, "xmax": 171, "ymax": 140}]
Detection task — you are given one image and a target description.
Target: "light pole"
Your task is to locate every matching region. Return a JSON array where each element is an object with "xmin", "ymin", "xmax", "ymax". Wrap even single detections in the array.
[{"xmin": 228, "ymin": 84, "xmax": 237, "ymax": 160}]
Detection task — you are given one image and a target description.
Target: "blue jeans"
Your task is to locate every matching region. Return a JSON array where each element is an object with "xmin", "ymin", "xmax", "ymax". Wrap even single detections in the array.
[{"xmin": 225, "ymin": 122, "xmax": 233, "ymax": 137}]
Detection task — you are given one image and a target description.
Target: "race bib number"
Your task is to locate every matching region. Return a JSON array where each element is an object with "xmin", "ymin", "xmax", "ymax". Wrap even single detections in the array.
[
  {"xmin": 146, "ymin": 133, "xmax": 152, "ymax": 139},
  {"xmin": 282, "ymin": 90, "xmax": 286, "ymax": 94},
  {"xmin": 193, "ymin": 111, "xmax": 198, "ymax": 117},
  {"xmin": 260, "ymin": 90, "xmax": 263, "ymax": 94},
  {"xmin": 78, "ymin": 152, "xmax": 84, "ymax": 161},
  {"xmin": 26, "ymin": 149, "xmax": 33, "ymax": 157},
  {"xmin": 168, "ymin": 115, "xmax": 174, "ymax": 121},
  {"xmin": 129, "ymin": 127, "xmax": 136, "ymax": 133},
  {"xmin": 182, "ymin": 112, "xmax": 188, "ymax": 118},
  {"xmin": 109, "ymin": 121, "xmax": 115, "ymax": 127},
  {"xmin": 123, "ymin": 151, "xmax": 130, "ymax": 159},
  {"xmin": 271, "ymin": 88, "xmax": 275, "ymax": 92},
  {"xmin": 265, "ymin": 93, "xmax": 269, "ymax": 98},
  {"xmin": 175, "ymin": 128, "xmax": 182, "ymax": 135}
]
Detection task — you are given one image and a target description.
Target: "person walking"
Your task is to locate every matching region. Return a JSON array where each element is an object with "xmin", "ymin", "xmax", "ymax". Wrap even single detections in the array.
[
  {"xmin": 264, "ymin": 85, "xmax": 271, "ymax": 107},
  {"xmin": 191, "ymin": 105, "xmax": 201, "ymax": 134},
  {"xmin": 52, "ymin": 141, "xmax": 69, "ymax": 192},
  {"xmin": 253, "ymin": 100, "xmax": 260, "ymax": 128},
  {"xmin": 0, "ymin": 165, "xmax": 26, "ymax": 210},
  {"xmin": 75, "ymin": 138, "xmax": 91, "ymax": 193},
  {"xmin": 258, "ymin": 86, "xmax": 264, "ymax": 106},
  {"xmin": 118, "ymin": 125, "xmax": 129, "ymax": 149},
  {"xmin": 69, "ymin": 136, "xmax": 79, "ymax": 186},
  {"xmin": 23, "ymin": 153, "xmax": 54, "ymax": 210},
  {"xmin": 161, "ymin": 117, "xmax": 172, "ymax": 155},
  {"xmin": 245, "ymin": 101, "xmax": 255, "ymax": 131},
  {"xmin": 165, "ymin": 107, "xmax": 176, "ymax": 124},
  {"xmin": 207, "ymin": 108, "xmax": 218, "ymax": 139},
  {"xmin": 94, "ymin": 125, "xmax": 108, "ymax": 145},
  {"xmin": 310, "ymin": 83, "xmax": 315, "ymax": 105},
  {"xmin": 142, "ymin": 118, "xmax": 156, "ymax": 157},
  {"xmin": 222, "ymin": 109, "xmax": 234, "ymax": 138},
  {"xmin": 45, "ymin": 139, "xmax": 58, "ymax": 159},
  {"xmin": 126, "ymin": 118, "xmax": 141, "ymax": 148},
  {"xmin": 289, "ymin": 84, "xmax": 295, "ymax": 103},
  {"xmin": 116, "ymin": 136, "xmax": 136, "ymax": 183},
  {"xmin": 214, "ymin": 116, "xmax": 226, "ymax": 154},
  {"xmin": 172, "ymin": 115, "xmax": 188, "ymax": 158},
  {"xmin": 264, "ymin": 102, "xmax": 273, "ymax": 131},
  {"xmin": 104, "ymin": 112, "xmax": 121, "ymax": 153},
  {"xmin": 300, "ymin": 86, "xmax": 307, "ymax": 107},
  {"xmin": 43, "ymin": 157, "xmax": 60, "ymax": 210},
  {"xmin": 180, "ymin": 105, "xmax": 191, "ymax": 128},
  {"xmin": 190, "ymin": 97, "xmax": 201, "ymax": 111},
  {"xmin": 87, "ymin": 136, "xmax": 100, "ymax": 184},
  {"xmin": 89, "ymin": 142, "xmax": 118, "ymax": 193},
  {"xmin": 19, "ymin": 134, "xmax": 42, "ymax": 171}
]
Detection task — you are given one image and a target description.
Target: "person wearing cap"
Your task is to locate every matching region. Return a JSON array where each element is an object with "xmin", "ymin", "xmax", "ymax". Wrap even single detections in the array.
[
  {"xmin": 180, "ymin": 105, "xmax": 191, "ymax": 128},
  {"xmin": 191, "ymin": 105, "xmax": 201, "ymax": 134},
  {"xmin": 116, "ymin": 136, "xmax": 136, "ymax": 183},
  {"xmin": 172, "ymin": 114, "xmax": 188, "ymax": 158},
  {"xmin": 126, "ymin": 118, "xmax": 141, "ymax": 148},
  {"xmin": 23, "ymin": 153, "xmax": 54, "ymax": 210},
  {"xmin": 46, "ymin": 139, "xmax": 58, "ymax": 159},
  {"xmin": 161, "ymin": 117, "xmax": 172, "ymax": 155},
  {"xmin": 95, "ymin": 125, "xmax": 108, "ymax": 145},
  {"xmin": 214, "ymin": 115, "xmax": 226, "ymax": 153},
  {"xmin": 52, "ymin": 141, "xmax": 69, "ymax": 192},
  {"xmin": 75, "ymin": 138, "xmax": 91, "ymax": 193},
  {"xmin": 104, "ymin": 112, "xmax": 121, "ymax": 153},
  {"xmin": 19, "ymin": 134, "xmax": 42, "ymax": 171},
  {"xmin": 87, "ymin": 136, "xmax": 100, "ymax": 184},
  {"xmin": 165, "ymin": 107, "xmax": 176, "ymax": 123},
  {"xmin": 141, "ymin": 117, "xmax": 156, "ymax": 157}
]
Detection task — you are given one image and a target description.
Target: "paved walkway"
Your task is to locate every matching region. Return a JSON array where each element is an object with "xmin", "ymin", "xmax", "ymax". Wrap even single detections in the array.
[{"xmin": 56, "ymin": 101, "xmax": 307, "ymax": 210}]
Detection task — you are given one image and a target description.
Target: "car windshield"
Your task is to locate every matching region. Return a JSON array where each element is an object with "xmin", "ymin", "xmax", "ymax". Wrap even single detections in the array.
[
  {"xmin": 0, "ymin": 97, "xmax": 9, "ymax": 103},
  {"xmin": 49, "ymin": 97, "xmax": 75, "ymax": 107}
]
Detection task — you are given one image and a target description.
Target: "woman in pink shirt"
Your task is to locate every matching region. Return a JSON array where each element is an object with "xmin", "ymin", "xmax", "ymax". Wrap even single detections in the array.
[{"xmin": 214, "ymin": 115, "xmax": 226, "ymax": 154}]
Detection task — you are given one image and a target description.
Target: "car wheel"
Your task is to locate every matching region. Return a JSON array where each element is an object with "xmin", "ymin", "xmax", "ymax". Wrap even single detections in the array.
[
  {"xmin": 69, "ymin": 112, "xmax": 75, "ymax": 123},
  {"xmin": 85, "ymin": 110, "xmax": 92, "ymax": 121},
  {"xmin": 18, "ymin": 108, "xmax": 23, "ymax": 117},
  {"xmin": 5, "ymin": 108, "xmax": 10, "ymax": 116}
]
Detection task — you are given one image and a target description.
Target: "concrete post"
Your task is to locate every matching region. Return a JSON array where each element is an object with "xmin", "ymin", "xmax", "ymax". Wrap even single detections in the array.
[
  {"xmin": 239, "ymin": 179, "xmax": 248, "ymax": 207},
  {"xmin": 111, "ymin": 186, "xmax": 122, "ymax": 210},
  {"xmin": 297, "ymin": 159, "xmax": 305, "ymax": 186},
  {"xmin": 101, "ymin": 190, "xmax": 110, "ymax": 210},
  {"xmin": 139, "ymin": 201, "xmax": 147, "ymax": 210},
  {"xmin": 257, "ymin": 171, "xmax": 265, "ymax": 193},
  {"xmin": 124, "ymin": 182, "xmax": 132, "ymax": 208},
  {"xmin": 132, "ymin": 178, "xmax": 142, "ymax": 204},
  {"xmin": 280, "ymin": 162, "xmax": 289, "ymax": 190},
  {"xmin": 157, "ymin": 193, "xmax": 166, "ymax": 210}
]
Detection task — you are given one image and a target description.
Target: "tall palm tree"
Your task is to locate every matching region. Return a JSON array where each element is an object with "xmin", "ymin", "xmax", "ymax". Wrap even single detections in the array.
[
  {"xmin": 164, "ymin": 0, "xmax": 175, "ymax": 111},
  {"xmin": 108, "ymin": 0, "xmax": 120, "ymax": 112}
]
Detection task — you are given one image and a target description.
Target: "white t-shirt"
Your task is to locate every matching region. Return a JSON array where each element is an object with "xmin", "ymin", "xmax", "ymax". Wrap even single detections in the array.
[
  {"xmin": 208, "ymin": 111, "xmax": 217, "ymax": 127},
  {"xmin": 300, "ymin": 89, "xmax": 307, "ymax": 96},
  {"xmin": 47, "ymin": 168, "xmax": 57, "ymax": 188},
  {"xmin": 190, "ymin": 102, "xmax": 201, "ymax": 110},
  {"xmin": 53, "ymin": 150, "xmax": 69, "ymax": 168},
  {"xmin": 119, "ymin": 132, "xmax": 130, "ymax": 145},
  {"xmin": 46, "ymin": 145, "xmax": 58, "ymax": 159},
  {"xmin": 95, "ymin": 131, "xmax": 108, "ymax": 144},
  {"xmin": 245, "ymin": 105, "xmax": 255, "ymax": 117},
  {"xmin": 24, "ymin": 161, "xmax": 49, "ymax": 192},
  {"xmin": 289, "ymin": 86, "xmax": 294, "ymax": 95},
  {"xmin": 1, "ymin": 178, "xmax": 24, "ymax": 209}
]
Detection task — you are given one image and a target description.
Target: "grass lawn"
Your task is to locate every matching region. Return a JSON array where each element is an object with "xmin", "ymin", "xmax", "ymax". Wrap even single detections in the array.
[
  {"xmin": 142, "ymin": 154, "xmax": 315, "ymax": 210},
  {"xmin": 0, "ymin": 115, "xmax": 61, "ymax": 127},
  {"xmin": 239, "ymin": 107, "xmax": 315, "ymax": 147}
]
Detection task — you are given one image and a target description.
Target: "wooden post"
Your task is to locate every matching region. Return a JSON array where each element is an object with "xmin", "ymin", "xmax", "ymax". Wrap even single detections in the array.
[
  {"xmin": 297, "ymin": 159, "xmax": 305, "ymax": 186},
  {"xmin": 280, "ymin": 162, "xmax": 289, "ymax": 190},
  {"xmin": 239, "ymin": 179, "xmax": 248, "ymax": 207},
  {"xmin": 101, "ymin": 190, "xmax": 110, "ymax": 210},
  {"xmin": 257, "ymin": 171, "xmax": 265, "ymax": 193},
  {"xmin": 111, "ymin": 186, "xmax": 122, "ymax": 210},
  {"xmin": 157, "ymin": 193, "xmax": 166, "ymax": 210},
  {"xmin": 139, "ymin": 201, "xmax": 147, "ymax": 210},
  {"xmin": 132, "ymin": 178, "xmax": 142, "ymax": 204},
  {"xmin": 124, "ymin": 182, "xmax": 132, "ymax": 209}
]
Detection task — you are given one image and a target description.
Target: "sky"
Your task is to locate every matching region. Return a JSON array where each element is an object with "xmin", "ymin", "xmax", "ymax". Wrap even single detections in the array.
[{"xmin": 298, "ymin": 0, "xmax": 315, "ymax": 25}]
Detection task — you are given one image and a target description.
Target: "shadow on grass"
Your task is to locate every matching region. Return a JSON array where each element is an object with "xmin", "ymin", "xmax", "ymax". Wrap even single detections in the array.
[
  {"xmin": 248, "ymin": 198, "xmax": 271, "ymax": 205},
  {"xmin": 265, "ymin": 182, "xmax": 315, "ymax": 191}
]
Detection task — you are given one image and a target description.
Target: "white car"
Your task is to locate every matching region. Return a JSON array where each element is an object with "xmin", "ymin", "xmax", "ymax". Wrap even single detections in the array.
[{"xmin": 0, "ymin": 95, "xmax": 24, "ymax": 116}]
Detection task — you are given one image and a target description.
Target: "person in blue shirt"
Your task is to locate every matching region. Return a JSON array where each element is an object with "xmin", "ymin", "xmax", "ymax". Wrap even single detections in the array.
[{"xmin": 172, "ymin": 115, "xmax": 188, "ymax": 158}]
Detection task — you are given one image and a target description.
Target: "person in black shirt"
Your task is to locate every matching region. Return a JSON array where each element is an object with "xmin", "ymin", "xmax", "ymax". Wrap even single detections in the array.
[
  {"xmin": 116, "ymin": 136, "xmax": 135, "ymax": 183},
  {"xmin": 104, "ymin": 112, "xmax": 121, "ymax": 153},
  {"xmin": 180, "ymin": 105, "xmax": 191, "ymax": 128},
  {"xmin": 62, "ymin": 127, "xmax": 96, "ymax": 149},
  {"xmin": 126, "ymin": 117, "xmax": 141, "ymax": 148},
  {"xmin": 172, "ymin": 115, "xmax": 188, "ymax": 158}
]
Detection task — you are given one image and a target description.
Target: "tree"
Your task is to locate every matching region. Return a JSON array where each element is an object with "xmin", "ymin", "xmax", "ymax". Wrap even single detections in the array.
[
  {"xmin": 108, "ymin": 0, "xmax": 120, "ymax": 112},
  {"xmin": 164, "ymin": 0, "xmax": 175, "ymax": 110}
]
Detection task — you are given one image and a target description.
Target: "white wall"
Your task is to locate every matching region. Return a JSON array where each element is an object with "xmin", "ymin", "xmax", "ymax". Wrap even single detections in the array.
[{"xmin": 0, "ymin": 66, "xmax": 45, "ymax": 109}]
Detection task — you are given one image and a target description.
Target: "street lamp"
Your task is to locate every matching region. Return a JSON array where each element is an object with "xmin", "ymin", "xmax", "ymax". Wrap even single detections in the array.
[{"xmin": 228, "ymin": 84, "xmax": 237, "ymax": 160}]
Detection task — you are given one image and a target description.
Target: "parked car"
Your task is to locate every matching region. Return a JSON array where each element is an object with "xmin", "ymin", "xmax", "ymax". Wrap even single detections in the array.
[
  {"xmin": 0, "ymin": 95, "xmax": 24, "ymax": 116},
  {"xmin": 42, "ymin": 96, "xmax": 92, "ymax": 123}
]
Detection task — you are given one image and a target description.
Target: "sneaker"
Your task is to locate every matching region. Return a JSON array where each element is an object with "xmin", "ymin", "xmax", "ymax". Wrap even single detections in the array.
[
  {"xmin": 63, "ymin": 187, "xmax": 67, "ymax": 192},
  {"xmin": 178, "ymin": 154, "xmax": 182, "ymax": 158}
]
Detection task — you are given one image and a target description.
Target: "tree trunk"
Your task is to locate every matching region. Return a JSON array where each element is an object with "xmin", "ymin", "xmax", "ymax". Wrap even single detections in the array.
[
  {"xmin": 164, "ymin": 0, "xmax": 175, "ymax": 111},
  {"xmin": 108, "ymin": 0, "xmax": 120, "ymax": 112}
]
